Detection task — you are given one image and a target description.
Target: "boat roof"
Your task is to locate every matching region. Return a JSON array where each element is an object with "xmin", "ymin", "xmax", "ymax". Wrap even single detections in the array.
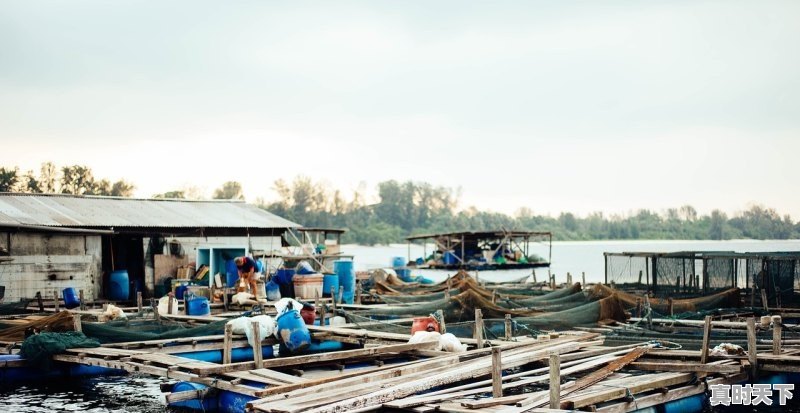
[{"xmin": 407, "ymin": 230, "xmax": 552, "ymax": 241}]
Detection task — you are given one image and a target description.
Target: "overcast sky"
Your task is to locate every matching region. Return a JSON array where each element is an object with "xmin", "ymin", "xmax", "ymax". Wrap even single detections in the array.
[{"xmin": 1, "ymin": 1, "xmax": 799, "ymax": 218}]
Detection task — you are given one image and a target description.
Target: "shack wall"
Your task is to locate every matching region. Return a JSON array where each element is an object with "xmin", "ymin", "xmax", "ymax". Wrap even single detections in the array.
[
  {"xmin": 143, "ymin": 236, "xmax": 282, "ymax": 293},
  {"xmin": 0, "ymin": 231, "xmax": 101, "ymax": 302}
]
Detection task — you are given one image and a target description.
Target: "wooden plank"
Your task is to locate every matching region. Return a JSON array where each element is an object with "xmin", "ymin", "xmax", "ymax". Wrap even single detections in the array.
[
  {"xmin": 773, "ymin": 316, "xmax": 782, "ymax": 355},
  {"xmin": 192, "ymin": 340, "xmax": 442, "ymax": 376},
  {"xmin": 460, "ymin": 395, "xmax": 528, "ymax": 409},
  {"xmin": 628, "ymin": 361, "xmax": 741, "ymax": 374},
  {"xmin": 250, "ymin": 368, "xmax": 309, "ymax": 384}
]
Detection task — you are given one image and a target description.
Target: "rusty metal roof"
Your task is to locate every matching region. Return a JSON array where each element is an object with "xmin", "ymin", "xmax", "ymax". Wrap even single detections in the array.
[{"xmin": 0, "ymin": 193, "xmax": 299, "ymax": 229}]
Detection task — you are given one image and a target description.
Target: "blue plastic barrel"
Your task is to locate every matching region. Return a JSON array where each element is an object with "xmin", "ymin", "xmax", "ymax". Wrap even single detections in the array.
[
  {"xmin": 334, "ymin": 260, "xmax": 355, "ymax": 304},
  {"xmin": 108, "ymin": 270, "xmax": 129, "ymax": 302},
  {"xmin": 662, "ymin": 394, "xmax": 705, "ymax": 413},
  {"xmin": 169, "ymin": 382, "xmax": 217, "ymax": 411},
  {"xmin": 391, "ymin": 256, "xmax": 406, "ymax": 268},
  {"xmin": 226, "ymin": 259, "xmax": 238, "ymax": 287},
  {"xmin": 443, "ymin": 251, "xmax": 457, "ymax": 265},
  {"xmin": 396, "ymin": 269, "xmax": 412, "ymax": 281},
  {"xmin": 186, "ymin": 296, "xmax": 210, "ymax": 316},
  {"xmin": 322, "ymin": 274, "xmax": 339, "ymax": 297},
  {"xmin": 276, "ymin": 309, "xmax": 311, "ymax": 352},
  {"xmin": 220, "ymin": 390, "xmax": 258, "ymax": 413},
  {"xmin": 62, "ymin": 287, "xmax": 80, "ymax": 309},
  {"xmin": 296, "ymin": 261, "xmax": 315, "ymax": 275}
]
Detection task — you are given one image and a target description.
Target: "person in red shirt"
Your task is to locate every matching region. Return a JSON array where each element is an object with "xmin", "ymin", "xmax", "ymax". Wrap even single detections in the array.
[{"xmin": 234, "ymin": 256, "xmax": 258, "ymax": 294}]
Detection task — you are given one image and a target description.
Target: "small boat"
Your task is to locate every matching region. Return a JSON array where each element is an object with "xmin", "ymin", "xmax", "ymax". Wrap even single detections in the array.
[{"xmin": 403, "ymin": 230, "xmax": 552, "ymax": 284}]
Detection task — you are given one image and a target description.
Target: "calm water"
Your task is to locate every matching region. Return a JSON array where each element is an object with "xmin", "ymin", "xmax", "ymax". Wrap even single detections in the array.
[{"xmin": 4, "ymin": 239, "xmax": 800, "ymax": 411}]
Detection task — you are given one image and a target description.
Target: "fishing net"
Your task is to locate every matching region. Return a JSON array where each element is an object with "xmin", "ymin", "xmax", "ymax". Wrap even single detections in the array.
[
  {"xmin": 589, "ymin": 284, "xmax": 741, "ymax": 313},
  {"xmin": 0, "ymin": 311, "xmax": 77, "ymax": 342},
  {"xmin": 0, "ymin": 299, "xmax": 33, "ymax": 316},
  {"xmin": 20, "ymin": 331, "xmax": 100, "ymax": 370},
  {"xmin": 81, "ymin": 315, "xmax": 227, "ymax": 344}
]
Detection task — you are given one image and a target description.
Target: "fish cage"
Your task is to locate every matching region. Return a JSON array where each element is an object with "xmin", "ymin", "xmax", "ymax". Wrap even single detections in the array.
[{"xmin": 604, "ymin": 251, "xmax": 800, "ymax": 306}]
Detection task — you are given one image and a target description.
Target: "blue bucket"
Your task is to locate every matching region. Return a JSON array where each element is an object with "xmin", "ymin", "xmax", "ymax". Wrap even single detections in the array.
[
  {"xmin": 276, "ymin": 309, "xmax": 311, "ymax": 353},
  {"xmin": 62, "ymin": 287, "xmax": 80, "ymax": 309},
  {"xmin": 175, "ymin": 284, "xmax": 189, "ymax": 300},
  {"xmin": 322, "ymin": 274, "xmax": 339, "ymax": 297},
  {"xmin": 391, "ymin": 256, "xmax": 406, "ymax": 268},
  {"xmin": 266, "ymin": 281, "xmax": 281, "ymax": 301},
  {"xmin": 186, "ymin": 296, "xmax": 210, "ymax": 316},
  {"xmin": 108, "ymin": 270, "xmax": 129, "ymax": 302}
]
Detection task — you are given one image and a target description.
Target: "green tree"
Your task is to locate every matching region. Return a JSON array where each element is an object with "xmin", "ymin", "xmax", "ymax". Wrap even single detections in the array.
[
  {"xmin": 153, "ymin": 190, "xmax": 186, "ymax": 199},
  {"xmin": 0, "ymin": 167, "xmax": 19, "ymax": 192},
  {"xmin": 213, "ymin": 181, "xmax": 244, "ymax": 200}
]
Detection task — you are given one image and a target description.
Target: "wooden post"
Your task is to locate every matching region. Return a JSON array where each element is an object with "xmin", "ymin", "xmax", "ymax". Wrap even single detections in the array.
[
  {"xmin": 751, "ymin": 275, "xmax": 756, "ymax": 307},
  {"xmin": 549, "ymin": 352, "xmax": 560, "ymax": 409},
  {"xmin": 474, "ymin": 308, "xmax": 484, "ymax": 349},
  {"xmin": 635, "ymin": 298, "xmax": 642, "ymax": 318},
  {"xmin": 444, "ymin": 288, "xmax": 450, "ymax": 300},
  {"xmin": 491, "ymin": 347, "xmax": 502, "ymax": 398},
  {"xmin": 637, "ymin": 270, "xmax": 643, "ymax": 285},
  {"xmin": 581, "ymin": 272, "xmax": 586, "ymax": 287},
  {"xmin": 504, "ymin": 314, "xmax": 512, "ymax": 340},
  {"xmin": 137, "ymin": 291, "xmax": 143, "ymax": 313},
  {"xmin": 168, "ymin": 294, "xmax": 174, "ymax": 315},
  {"xmin": 320, "ymin": 303, "xmax": 327, "ymax": 327},
  {"xmin": 644, "ymin": 295, "xmax": 652, "ymax": 329},
  {"xmin": 79, "ymin": 289, "xmax": 86, "ymax": 311},
  {"xmin": 355, "ymin": 280, "xmax": 361, "ymax": 305},
  {"xmin": 73, "ymin": 314, "xmax": 82, "ymax": 332},
  {"xmin": 223, "ymin": 288, "xmax": 229, "ymax": 311},
  {"xmin": 252, "ymin": 320, "xmax": 263, "ymax": 366},
  {"xmin": 773, "ymin": 316, "xmax": 782, "ymax": 355},
  {"xmin": 695, "ymin": 274, "xmax": 700, "ymax": 292},
  {"xmin": 54, "ymin": 290, "xmax": 60, "ymax": 312},
  {"xmin": 761, "ymin": 289, "xmax": 769, "ymax": 311},
  {"xmin": 566, "ymin": 272, "xmax": 572, "ymax": 285},
  {"xmin": 36, "ymin": 291, "xmax": 44, "ymax": 312},
  {"xmin": 746, "ymin": 317, "xmax": 757, "ymax": 377},
  {"xmin": 223, "ymin": 323, "xmax": 233, "ymax": 364},
  {"xmin": 668, "ymin": 298, "xmax": 674, "ymax": 317},
  {"xmin": 532, "ymin": 270, "xmax": 537, "ymax": 284},
  {"xmin": 435, "ymin": 309, "xmax": 446, "ymax": 334},
  {"xmin": 331, "ymin": 287, "xmax": 338, "ymax": 313},
  {"xmin": 701, "ymin": 315, "xmax": 712, "ymax": 364},
  {"xmin": 151, "ymin": 299, "xmax": 161, "ymax": 323}
]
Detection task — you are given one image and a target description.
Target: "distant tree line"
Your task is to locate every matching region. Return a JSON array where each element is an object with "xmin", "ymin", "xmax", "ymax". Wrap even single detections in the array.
[
  {"xmin": 2, "ymin": 165, "xmax": 796, "ymax": 244},
  {"xmin": 0, "ymin": 162, "xmax": 135, "ymax": 196},
  {"xmin": 261, "ymin": 176, "xmax": 800, "ymax": 245}
]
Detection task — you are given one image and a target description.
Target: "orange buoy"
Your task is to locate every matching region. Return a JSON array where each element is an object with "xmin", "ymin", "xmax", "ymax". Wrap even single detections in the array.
[{"xmin": 411, "ymin": 316, "xmax": 440, "ymax": 334}]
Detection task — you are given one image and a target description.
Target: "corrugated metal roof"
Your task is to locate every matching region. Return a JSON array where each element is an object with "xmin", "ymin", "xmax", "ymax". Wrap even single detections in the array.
[{"xmin": 0, "ymin": 193, "xmax": 299, "ymax": 229}]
